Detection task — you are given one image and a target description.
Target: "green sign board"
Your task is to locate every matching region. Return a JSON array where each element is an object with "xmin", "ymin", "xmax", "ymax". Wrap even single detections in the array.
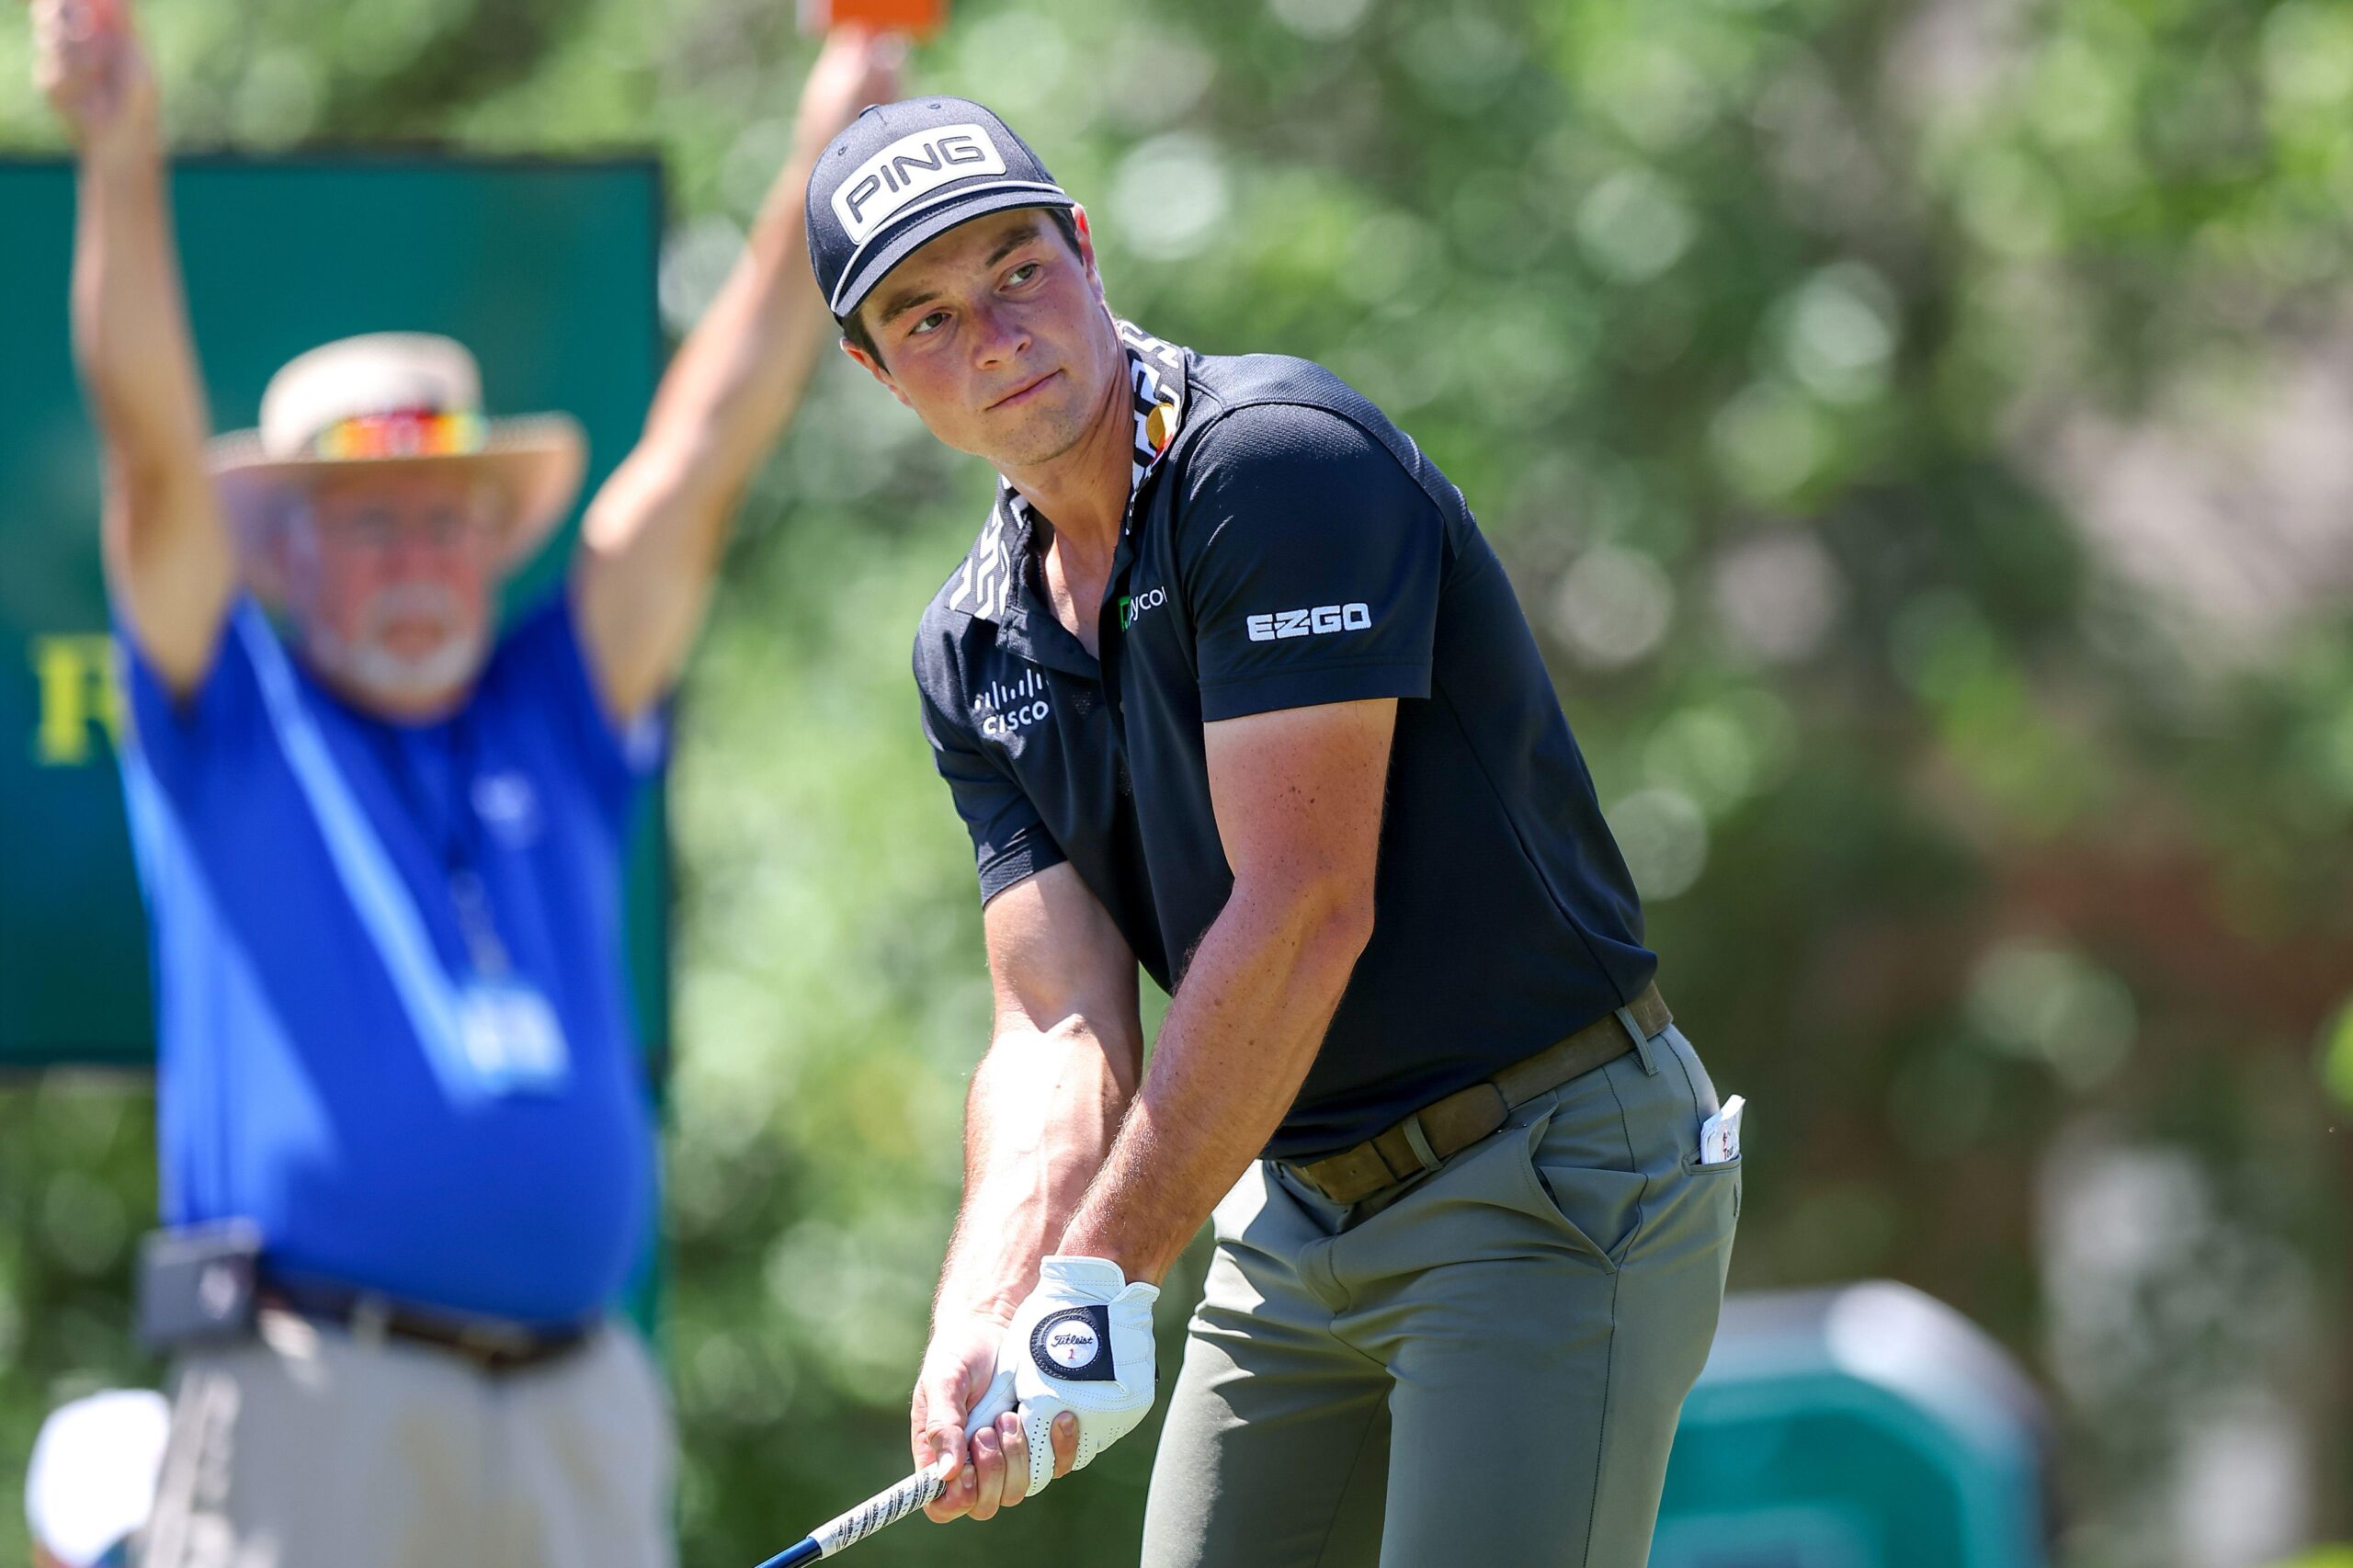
[
  {"xmin": 0, "ymin": 154, "xmax": 668, "ymax": 1069},
  {"xmin": 1653, "ymin": 1283, "xmax": 2049, "ymax": 1567}
]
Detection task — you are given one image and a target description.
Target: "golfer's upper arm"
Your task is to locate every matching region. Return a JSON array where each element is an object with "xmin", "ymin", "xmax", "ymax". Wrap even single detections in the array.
[
  {"xmin": 983, "ymin": 862, "xmax": 1142, "ymax": 1072},
  {"xmin": 1203, "ymin": 698, "xmax": 1394, "ymax": 938}
]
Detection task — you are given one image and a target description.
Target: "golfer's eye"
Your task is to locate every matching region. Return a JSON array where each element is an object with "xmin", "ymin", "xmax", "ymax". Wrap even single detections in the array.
[
  {"xmin": 910, "ymin": 310, "xmax": 950, "ymax": 337},
  {"xmin": 1006, "ymin": 262, "xmax": 1041, "ymax": 289}
]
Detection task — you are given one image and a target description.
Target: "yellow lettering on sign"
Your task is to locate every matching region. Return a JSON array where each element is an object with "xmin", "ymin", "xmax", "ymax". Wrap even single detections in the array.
[{"xmin": 30, "ymin": 635, "xmax": 124, "ymax": 766}]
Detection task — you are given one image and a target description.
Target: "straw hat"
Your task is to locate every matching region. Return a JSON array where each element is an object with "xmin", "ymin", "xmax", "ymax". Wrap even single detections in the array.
[{"xmin": 207, "ymin": 333, "xmax": 586, "ymax": 577}]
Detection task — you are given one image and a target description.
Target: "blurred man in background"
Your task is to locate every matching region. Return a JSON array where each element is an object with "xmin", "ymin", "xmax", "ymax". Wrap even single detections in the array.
[
  {"xmin": 813, "ymin": 99, "xmax": 1741, "ymax": 1563},
  {"xmin": 22, "ymin": 1390, "xmax": 168, "ymax": 1568},
  {"xmin": 30, "ymin": 0, "xmax": 896, "ymax": 1562}
]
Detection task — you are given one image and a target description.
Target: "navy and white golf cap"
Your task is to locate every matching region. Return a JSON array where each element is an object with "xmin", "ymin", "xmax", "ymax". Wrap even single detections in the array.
[{"xmin": 806, "ymin": 97, "xmax": 1076, "ymax": 321}]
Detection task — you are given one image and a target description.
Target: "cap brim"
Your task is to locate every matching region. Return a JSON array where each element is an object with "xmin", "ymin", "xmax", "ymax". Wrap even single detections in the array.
[
  {"xmin": 831, "ymin": 187, "xmax": 1079, "ymax": 321},
  {"xmin": 207, "ymin": 414, "xmax": 588, "ymax": 599}
]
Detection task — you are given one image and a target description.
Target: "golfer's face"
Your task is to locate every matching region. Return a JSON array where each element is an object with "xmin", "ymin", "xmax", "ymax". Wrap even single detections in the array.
[
  {"xmin": 293, "ymin": 468, "xmax": 502, "ymax": 708},
  {"xmin": 851, "ymin": 209, "xmax": 1123, "ymax": 469}
]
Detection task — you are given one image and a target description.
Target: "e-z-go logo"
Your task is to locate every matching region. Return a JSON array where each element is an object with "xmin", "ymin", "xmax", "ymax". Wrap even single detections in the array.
[
  {"xmin": 973, "ymin": 668, "xmax": 1051, "ymax": 742},
  {"xmin": 1245, "ymin": 602, "xmax": 1372, "ymax": 642}
]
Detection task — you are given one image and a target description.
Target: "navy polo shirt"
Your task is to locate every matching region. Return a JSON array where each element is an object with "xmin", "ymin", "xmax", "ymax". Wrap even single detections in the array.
[
  {"xmin": 915, "ymin": 491, "xmax": 1172, "ymax": 991},
  {"xmin": 916, "ymin": 332, "xmax": 1654, "ymax": 1160}
]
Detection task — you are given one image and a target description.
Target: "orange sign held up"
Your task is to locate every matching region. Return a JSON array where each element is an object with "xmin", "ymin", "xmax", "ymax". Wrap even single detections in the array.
[{"xmin": 798, "ymin": 0, "xmax": 946, "ymax": 40}]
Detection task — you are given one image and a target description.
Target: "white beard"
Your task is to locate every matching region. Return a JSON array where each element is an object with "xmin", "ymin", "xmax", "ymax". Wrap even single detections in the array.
[{"xmin": 313, "ymin": 583, "xmax": 488, "ymax": 705}]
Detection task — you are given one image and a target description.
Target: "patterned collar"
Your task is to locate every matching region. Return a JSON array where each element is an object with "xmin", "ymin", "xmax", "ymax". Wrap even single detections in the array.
[{"xmin": 949, "ymin": 320, "xmax": 1189, "ymax": 624}]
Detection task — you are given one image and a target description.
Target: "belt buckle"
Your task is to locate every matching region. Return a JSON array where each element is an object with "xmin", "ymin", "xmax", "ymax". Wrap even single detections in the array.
[
  {"xmin": 450, "ymin": 1316, "xmax": 540, "ymax": 1372},
  {"xmin": 349, "ymin": 1293, "xmax": 393, "ymax": 1350},
  {"xmin": 1292, "ymin": 1144, "xmax": 1375, "ymax": 1206}
]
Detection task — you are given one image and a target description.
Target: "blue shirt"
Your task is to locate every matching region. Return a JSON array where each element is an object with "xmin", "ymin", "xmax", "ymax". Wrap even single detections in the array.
[
  {"xmin": 915, "ymin": 335, "xmax": 1655, "ymax": 1160},
  {"xmin": 117, "ymin": 594, "xmax": 661, "ymax": 1326}
]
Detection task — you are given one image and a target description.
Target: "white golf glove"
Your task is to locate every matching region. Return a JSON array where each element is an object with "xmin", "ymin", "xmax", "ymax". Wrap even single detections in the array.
[{"xmin": 963, "ymin": 1256, "xmax": 1159, "ymax": 1500}]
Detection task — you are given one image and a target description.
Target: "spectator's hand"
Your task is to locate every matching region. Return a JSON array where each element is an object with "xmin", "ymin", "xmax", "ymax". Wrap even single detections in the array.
[
  {"xmin": 792, "ymin": 25, "xmax": 904, "ymax": 162},
  {"xmin": 29, "ymin": 0, "xmax": 156, "ymax": 155},
  {"xmin": 910, "ymin": 1310, "xmax": 1078, "ymax": 1524}
]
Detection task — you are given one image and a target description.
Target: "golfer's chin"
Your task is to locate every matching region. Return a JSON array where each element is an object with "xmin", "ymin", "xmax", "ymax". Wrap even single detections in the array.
[{"xmin": 976, "ymin": 390, "xmax": 1097, "ymax": 471}]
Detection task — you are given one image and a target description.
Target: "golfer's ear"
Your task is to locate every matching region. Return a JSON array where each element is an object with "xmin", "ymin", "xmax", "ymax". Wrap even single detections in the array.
[{"xmin": 839, "ymin": 337, "xmax": 910, "ymax": 408}]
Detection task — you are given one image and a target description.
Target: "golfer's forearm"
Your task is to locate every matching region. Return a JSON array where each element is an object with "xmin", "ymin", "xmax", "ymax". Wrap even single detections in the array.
[
  {"xmin": 935, "ymin": 1017, "xmax": 1135, "ymax": 1325},
  {"xmin": 72, "ymin": 128, "xmax": 212, "ymax": 513},
  {"xmin": 1060, "ymin": 879, "xmax": 1370, "ymax": 1284}
]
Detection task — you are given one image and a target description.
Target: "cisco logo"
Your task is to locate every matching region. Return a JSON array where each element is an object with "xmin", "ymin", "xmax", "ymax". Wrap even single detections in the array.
[{"xmin": 973, "ymin": 668, "xmax": 1051, "ymax": 743}]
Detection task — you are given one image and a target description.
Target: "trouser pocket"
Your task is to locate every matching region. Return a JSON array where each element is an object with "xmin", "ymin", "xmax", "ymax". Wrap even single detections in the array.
[
  {"xmin": 1521, "ymin": 1026, "xmax": 1745, "ymax": 1275},
  {"xmin": 1518, "ymin": 1112, "xmax": 1651, "ymax": 1268}
]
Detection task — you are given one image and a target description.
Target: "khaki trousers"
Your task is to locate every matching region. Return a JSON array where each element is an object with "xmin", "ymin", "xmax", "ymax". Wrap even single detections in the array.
[
  {"xmin": 140, "ymin": 1316, "xmax": 674, "ymax": 1568},
  {"xmin": 1141, "ymin": 1025, "xmax": 1740, "ymax": 1568}
]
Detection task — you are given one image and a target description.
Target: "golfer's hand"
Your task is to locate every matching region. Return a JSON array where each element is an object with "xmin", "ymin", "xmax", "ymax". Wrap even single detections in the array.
[
  {"xmin": 792, "ymin": 25, "xmax": 904, "ymax": 163},
  {"xmin": 29, "ymin": 0, "xmax": 155, "ymax": 154},
  {"xmin": 911, "ymin": 1312, "xmax": 1077, "ymax": 1523},
  {"xmin": 980, "ymin": 1256, "xmax": 1160, "ymax": 1503}
]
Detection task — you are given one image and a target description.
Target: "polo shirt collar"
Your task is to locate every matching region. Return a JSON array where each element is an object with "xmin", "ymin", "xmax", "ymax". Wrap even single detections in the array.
[
  {"xmin": 959, "ymin": 494, "xmax": 1096, "ymax": 676},
  {"xmin": 947, "ymin": 319, "xmax": 1190, "ymax": 634}
]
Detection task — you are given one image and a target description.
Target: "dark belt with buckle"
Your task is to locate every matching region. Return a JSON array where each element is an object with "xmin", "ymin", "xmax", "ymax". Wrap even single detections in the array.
[
  {"xmin": 259, "ymin": 1278, "xmax": 597, "ymax": 1376},
  {"xmin": 1289, "ymin": 983, "xmax": 1672, "ymax": 1207}
]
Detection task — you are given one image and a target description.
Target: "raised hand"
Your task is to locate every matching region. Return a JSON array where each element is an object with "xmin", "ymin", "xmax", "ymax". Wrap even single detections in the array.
[
  {"xmin": 791, "ymin": 25, "xmax": 906, "ymax": 161},
  {"xmin": 28, "ymin": 0, "xmax": 156, "ymax": 154}
]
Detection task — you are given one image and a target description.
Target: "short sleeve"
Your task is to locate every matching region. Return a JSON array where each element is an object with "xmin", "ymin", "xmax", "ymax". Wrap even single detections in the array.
[
  {"xmin": 915, "ymin": 660, "xmax": 1067, "ymax": 903},
  {"xmin": 1176, "ymin": 405, "xmax": 1442, "ymax": 722},
  {"xmin": 487, "ymin": 590, "xmax": 669, "ymax": 830},
  {"xmin": 113, "ymin": 597, "xmax": 269, "ymax": 802}
]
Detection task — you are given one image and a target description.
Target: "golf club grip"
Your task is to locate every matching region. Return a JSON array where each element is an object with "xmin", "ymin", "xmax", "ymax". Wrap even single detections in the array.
[
  {"xmin": 754, "ymin": 1461, "xmax": 950, "ymax": 1566},
  {"xmin": 754, "ymin": 1380, "xmax": 1010, "ymax": 1565}
]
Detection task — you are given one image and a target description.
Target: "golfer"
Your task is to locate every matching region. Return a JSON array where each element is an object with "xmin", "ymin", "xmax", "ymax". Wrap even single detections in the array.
[
  {"xmin": 808, "ymin": 99, "xmax": 1745, "ymax": 1564},
  {"xmin": 32, "ymin": 3, "xmax": 896, "ymax": 1563}
]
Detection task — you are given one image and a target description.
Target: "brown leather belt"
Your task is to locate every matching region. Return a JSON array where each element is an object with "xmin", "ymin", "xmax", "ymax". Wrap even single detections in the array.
[
  {"xmin": 260, "ymin": 1280, "xmax": 596, "ymax": 1376},
  {"xmin": 1290, "ymin": 983, "xmax": 1672, "ymax": 1206}
]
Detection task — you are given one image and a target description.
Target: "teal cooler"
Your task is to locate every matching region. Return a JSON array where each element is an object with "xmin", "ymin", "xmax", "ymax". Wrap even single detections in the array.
[{"xmin": 1651, "ymin": 1283, "xmax": 2049, "ymax": 1568}]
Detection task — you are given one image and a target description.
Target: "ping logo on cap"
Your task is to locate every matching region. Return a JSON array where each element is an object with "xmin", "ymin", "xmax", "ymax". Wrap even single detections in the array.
[{"xmin": 833, "ymin": 124, "xmax": 1008, "ymax": 243}]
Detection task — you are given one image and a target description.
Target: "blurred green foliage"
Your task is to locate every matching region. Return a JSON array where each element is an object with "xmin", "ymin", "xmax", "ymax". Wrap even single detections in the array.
[{"xmin": 3, "ymin": 0, "xmax": 2351, "ymax": 1563}]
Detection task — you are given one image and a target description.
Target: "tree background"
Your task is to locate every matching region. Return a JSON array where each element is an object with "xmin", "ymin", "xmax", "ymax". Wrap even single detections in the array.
[{"xmin": 2, "ymin": 0, "xmax": 2351, "ymax": 1563}]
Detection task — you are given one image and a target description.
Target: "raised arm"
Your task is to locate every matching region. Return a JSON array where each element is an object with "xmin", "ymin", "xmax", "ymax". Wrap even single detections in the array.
[
  {"xmin": 572, "ymin": 30, "xmax": 899, "ymax": 721},
  {"xmin": 37, "ymin": 0, "xmax": 235, "ymax": 693},
  {"xmin": 1058, "ymin": 698, "xmax": 1394, "ymax": 1284},
  {"xmin": 911, "ymin": 862, "xmax": 1139, "ymax": 1521}
]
